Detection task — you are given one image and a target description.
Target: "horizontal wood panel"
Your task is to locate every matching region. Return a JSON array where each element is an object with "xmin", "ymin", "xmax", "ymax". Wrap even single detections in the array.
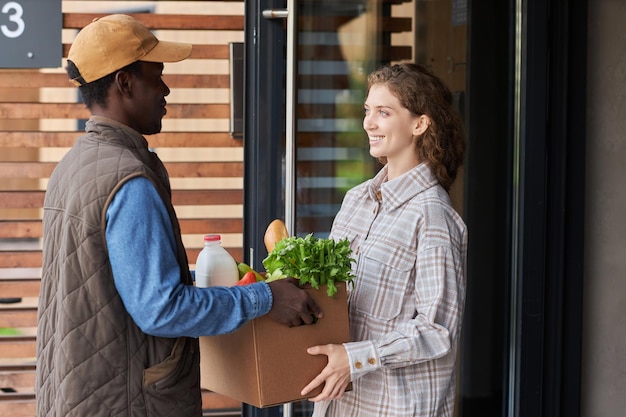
[
  {"xmin": 0, "ymin": 163, "xmax": 54, "ymax": 179},
  {"xmin": 292, "ymin": 161, "xmax": 353, "ymax": 175},
  {"xmin": 295, "ymin": 136, "xmax": 380, "ymax": 156},
  {"xmin": 0, "ymin": 219, "xmax": 242, "ymax": 239},
  {"xmin": 0, "ymin": 297, "xmax": 38, "ymax": 308},
  {"xmin": 0, "ymin": 361, "xmax": 36, "ymax": 370},
  {"xmin": 0, "ymin": 72, "xmax": 230, "ymax": 89},
  {"xmin": 0, "ymin": 391, "xmax": 240, "ymax": 416},
  {"xmin": 0, "ymin": 395, "xmax": 36, "ymax": 409},
  {"xmin": 0, "ymin": 249, "xmax": 244, "ymax": 268},
  {"xmin": 300, "ymin": 16, "xmax": 411, "ymax": 32},
  {"xmin": 165, "ymin": 162, "xmax": 244, "ymax": 178},
  {"xmin": 189, "ymin": 248, "xmax": 243, "ymax": 264},
  {"xmin": 0, "ymin": 189, "xmax": 243, "ymax": 210},
  {"xmin": 302, "ymin": 45, "xmax": 411, "ymax": 62},
  {"xmin": 0, "ymin": 221, "xmax": 41, "ymax": 239},
  {"xmin": 0, "ymin": 280, "xmax": 40, "ymax": 298},
  {"xmin": 299, "ymin": 15, "xmax": 366, "ymax": 31},
  {"xmin": 62, "ymin": 43, "xmax": 233, "ymax": 60},
  {"xmin": 297, "ymin": 132, "xmax": 353, "ymax": 148},
  {"xmin": 0, "ymin": 310, "xmax": 37, "ymax": 328},
  {"xmin": 0, "ymin": 132, "xmax": 242, "ymax": 148},
  {"xmin": 0, "ymin": 103, "xmax": 229, "ymax": 119},
  {"xmin": 0, "ymin": 192, "xmax": 43, "ymax": 209},
  {"xmin": 297, "ymin": 45, "xmax": 353, "ymax": 63},
  {"xmin": 63, "ymin": 13, "xmax": 245, "ymax": 31},
  {"xmin": 172, "ymin": 190, "xmax": 243, "ymax": 205},
  {"xmin": 0, "ymin": 162, "xmax": 243, "ymax": 179},
  {"xmin": 293, "ymin": 188, "xmax": 347, "ymax": 204},
  {"xmin": 381, "ymin": 17, "xmax": 412, "ymax": 32},
  {"xmin": 0, "ymin": 190, "xmax": 243, "ymax": 209},
  {"xmin": 0, "ymin": 252, "xmax": 40, "ymax": 269},
  {"xmin": 297, "ymin": 216, "xmax": 335, "ymax": 233},
  {"xmin": 0, "ymin": 339, "xmax": 36, "ymax": 359},
  {"xmin": 297, "ymin": 103, "xmax": 361, "ymax": 119},
  {"xmin": 0, "ymin": 368, "xmax": 35, "ymax": 388},
  {"xmin": 179, "ymin": 219, "xmax": 242, "ymax": 234}
]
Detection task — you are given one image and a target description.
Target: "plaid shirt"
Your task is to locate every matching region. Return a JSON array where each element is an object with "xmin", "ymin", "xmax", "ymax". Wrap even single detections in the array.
[{"xmin": 314, "ymin": 163, "xmax": 467, "ymax": 417}]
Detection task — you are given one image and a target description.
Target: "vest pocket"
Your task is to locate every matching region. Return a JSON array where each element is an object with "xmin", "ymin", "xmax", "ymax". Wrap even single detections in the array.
[{"xmin": 143, "ymin": 337, "xmax": 201, "ymax": 416}]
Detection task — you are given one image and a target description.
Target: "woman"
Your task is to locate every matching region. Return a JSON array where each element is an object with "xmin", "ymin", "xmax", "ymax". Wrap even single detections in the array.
[{"xmin": 301, "ymin": 62, "xmax": 468, "ymax": 417}]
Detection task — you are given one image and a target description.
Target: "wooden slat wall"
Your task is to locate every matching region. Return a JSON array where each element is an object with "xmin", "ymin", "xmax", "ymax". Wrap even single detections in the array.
[{"xmin": 1, "ymin": 2, "xmax": 244, "ymax": 416}]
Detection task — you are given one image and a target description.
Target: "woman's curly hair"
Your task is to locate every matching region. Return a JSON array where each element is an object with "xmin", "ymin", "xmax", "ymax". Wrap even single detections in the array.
[{"xmin": 367, "ymin": 63, "xmax": 465, "ymax": 191}]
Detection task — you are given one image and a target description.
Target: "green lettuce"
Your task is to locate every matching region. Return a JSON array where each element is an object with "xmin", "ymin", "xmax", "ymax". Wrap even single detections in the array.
[{"xmin": 262, "ymin": 234, "xmax": 355, "ymax": 296}]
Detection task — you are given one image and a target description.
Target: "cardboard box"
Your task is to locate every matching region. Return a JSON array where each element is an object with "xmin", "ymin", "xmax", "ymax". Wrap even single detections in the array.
[{"xmin": 199, "ymin": 282, "xmax": 350, "ymax": 408}]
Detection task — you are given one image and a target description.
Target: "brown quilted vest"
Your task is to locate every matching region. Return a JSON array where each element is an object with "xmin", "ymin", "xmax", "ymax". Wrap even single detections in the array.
[{"xmin": 36, "ymin": 116, "xmax": 202, "ymax": 417}]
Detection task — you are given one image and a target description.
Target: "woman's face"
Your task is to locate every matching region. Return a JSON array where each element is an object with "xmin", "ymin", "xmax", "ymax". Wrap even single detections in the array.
[{"xmin": 363, "ymin": 84, "xmax": 421, "ymax": 169}]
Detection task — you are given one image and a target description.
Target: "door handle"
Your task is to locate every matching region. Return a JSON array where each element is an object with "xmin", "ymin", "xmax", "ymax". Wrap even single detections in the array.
[{"xmin": 262, "ymin": 9, "xmax": 288, "ymax": 19}]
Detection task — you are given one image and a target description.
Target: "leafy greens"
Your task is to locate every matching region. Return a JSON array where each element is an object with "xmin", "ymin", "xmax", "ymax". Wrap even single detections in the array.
[{"xmin": 262, "ymin": 234, "xmax": 355, "ymax": 296}]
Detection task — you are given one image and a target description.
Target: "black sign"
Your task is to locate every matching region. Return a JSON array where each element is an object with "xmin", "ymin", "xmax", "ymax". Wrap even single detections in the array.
[{"xmin": 0, "ymin": 0, "xmax": 62, "ymax": 68}]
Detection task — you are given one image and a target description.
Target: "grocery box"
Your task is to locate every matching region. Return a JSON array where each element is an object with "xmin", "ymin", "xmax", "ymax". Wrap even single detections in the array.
[{"xmin": 199, "ymin": 282, "xmax": 350, "ymax": 408}]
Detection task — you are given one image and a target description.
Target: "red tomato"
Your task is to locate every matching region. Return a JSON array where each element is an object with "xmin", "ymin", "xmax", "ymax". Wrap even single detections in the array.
[{"xmin": 235, "ymin": 271, "xmax": 257, "ymax": 286}]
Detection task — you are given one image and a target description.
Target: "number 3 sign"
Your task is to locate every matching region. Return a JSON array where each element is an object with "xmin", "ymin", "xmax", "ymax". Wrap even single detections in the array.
[{"xmin": 0, "ymin": 0, "xmax": 61, "ymax": 68}]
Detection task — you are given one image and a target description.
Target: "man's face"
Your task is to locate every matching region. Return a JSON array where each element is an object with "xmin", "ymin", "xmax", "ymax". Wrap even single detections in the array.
[{"xmin": 127, "ymin": 61, "xmax": 170, "ymax": 135}]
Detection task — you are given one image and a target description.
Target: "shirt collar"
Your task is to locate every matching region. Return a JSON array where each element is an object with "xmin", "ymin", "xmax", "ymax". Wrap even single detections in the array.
[{"xmin": 367, "ymin": 163, "xmax": 440, "ymax": 209}]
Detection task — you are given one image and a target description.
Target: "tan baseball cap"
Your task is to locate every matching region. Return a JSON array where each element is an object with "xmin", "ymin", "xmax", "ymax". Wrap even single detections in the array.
[{"xmin": 67, "ymin": 14, "xmax": 192, "ymax": 86}]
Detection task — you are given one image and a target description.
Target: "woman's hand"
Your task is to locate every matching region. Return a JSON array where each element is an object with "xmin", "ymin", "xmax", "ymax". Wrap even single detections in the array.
[{"xmin": 301, "ymin": 343, "xmax": 351, "ymax": 401}]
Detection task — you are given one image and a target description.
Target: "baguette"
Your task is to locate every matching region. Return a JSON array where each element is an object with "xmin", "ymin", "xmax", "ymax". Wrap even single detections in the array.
[{"xmin": 264, "ymin": 219, "xmax": 289, "ymax": 253}]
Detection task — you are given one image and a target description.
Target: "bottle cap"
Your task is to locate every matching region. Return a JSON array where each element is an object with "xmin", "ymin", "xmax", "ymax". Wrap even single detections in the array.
[{"xmin": 203, "ymin": 234, "xmax": 221, "ymax": 242}]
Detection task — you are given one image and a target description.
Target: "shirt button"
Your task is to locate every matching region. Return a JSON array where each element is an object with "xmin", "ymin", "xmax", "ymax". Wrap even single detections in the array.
[
  {"xmin": 368, "ymin": 358, "xmax": 376, "ymax": 365},
  {"xmin": 355, "ymin": 361, "xmax": 362, "ymax": 369}
]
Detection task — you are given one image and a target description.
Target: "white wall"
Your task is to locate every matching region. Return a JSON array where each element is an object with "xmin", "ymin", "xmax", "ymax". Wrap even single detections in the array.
[{"xmin": 582, "ymin": 1, "xmax": 626, "ymax": 416}]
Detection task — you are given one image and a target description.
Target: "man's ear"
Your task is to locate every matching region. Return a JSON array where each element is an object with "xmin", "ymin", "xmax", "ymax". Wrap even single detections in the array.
[
  {"xmin": 413, "ymin": 114, "xmax": 432, "ymax": 136},
  {"xmin": 114, "ymin": 70, "xmax": 133, "ymax": 98}
]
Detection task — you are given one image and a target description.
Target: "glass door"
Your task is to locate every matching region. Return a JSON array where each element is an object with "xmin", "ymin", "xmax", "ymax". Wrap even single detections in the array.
[
  {"xmin": 244, "ymin": 0, "xmax": 467, "ymax": 245},
  {"xmin": 243, "ymin": 0, "xmax": 470, "ymax": 416},
  {"xmin": 290, "ymin": 0, "xmax": 393, "ymax": 238},
  {"xmin": 293, "ymin": 0, "xmax": 467, "ymax": 239}
]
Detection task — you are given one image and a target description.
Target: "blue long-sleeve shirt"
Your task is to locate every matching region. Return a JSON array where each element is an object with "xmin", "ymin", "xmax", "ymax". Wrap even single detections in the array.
[{"xmin": 105, "ymin": 176, "xmax": 272, "ymax": 338}]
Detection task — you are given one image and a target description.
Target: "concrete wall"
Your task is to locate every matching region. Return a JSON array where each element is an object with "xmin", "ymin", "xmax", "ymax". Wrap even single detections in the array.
[{"xmin": 582, "ymin": 1, "xmax": 626, "ymax": 416}]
